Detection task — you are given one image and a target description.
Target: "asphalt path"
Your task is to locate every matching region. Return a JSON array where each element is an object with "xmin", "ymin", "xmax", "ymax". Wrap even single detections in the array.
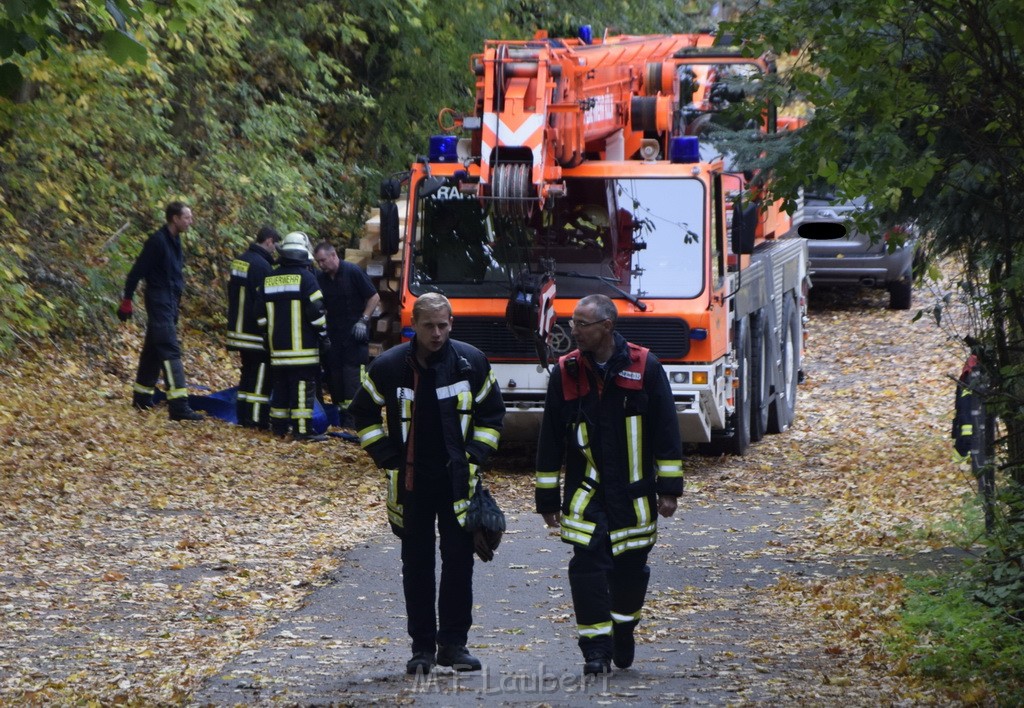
[{"xmin": 192, "ymin": 490, "xmax": 899, "ymax": 706}]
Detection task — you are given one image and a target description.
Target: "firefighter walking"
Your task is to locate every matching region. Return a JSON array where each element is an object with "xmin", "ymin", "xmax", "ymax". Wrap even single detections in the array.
[
  {"xmin": 535, "ymin": 294, "xmax": 683, "ymax": 675},
  {"xmin": 256, "ymin": 232, "xmax": 330, "ymax": 441},
  {"xmin": 349, "ymin": 293, "xmax": 505, "ymax": 675},
  {"xmin": 117, "ymin": 201, "xmax": 205, "ymax": 422},
  {"xmin": 226, "ymin": 226, "xmax": 280, "ymax": 428}
]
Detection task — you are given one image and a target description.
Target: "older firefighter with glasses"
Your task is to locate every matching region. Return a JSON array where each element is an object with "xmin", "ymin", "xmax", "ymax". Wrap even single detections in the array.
[
  {"xmin": 256, "ymin": 231, "xmax": 330, "ymax": 441},
  {"xmin": 535, "ymin": 294, "xmax": 684, "ymax": 676}
]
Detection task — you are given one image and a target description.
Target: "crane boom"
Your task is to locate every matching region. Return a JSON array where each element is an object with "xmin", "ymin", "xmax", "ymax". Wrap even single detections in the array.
[{"xmin": 473, "ymin": 33, "xmax": 717, "ymax": 213}]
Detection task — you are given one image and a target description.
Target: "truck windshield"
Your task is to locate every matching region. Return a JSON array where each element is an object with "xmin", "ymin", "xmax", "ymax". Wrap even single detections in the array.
[{"xmin": 409, "ymin": 176, "xmax": 705, "ymax": 299}]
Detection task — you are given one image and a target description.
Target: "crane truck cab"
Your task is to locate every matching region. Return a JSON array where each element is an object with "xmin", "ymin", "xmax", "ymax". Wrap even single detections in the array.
[{"xmin": 376, "ymin": 31, "xmax": 809, "ymax": 455}]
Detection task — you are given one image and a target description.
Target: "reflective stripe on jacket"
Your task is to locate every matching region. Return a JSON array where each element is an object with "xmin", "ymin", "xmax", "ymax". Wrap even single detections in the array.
[
  {"xmin": 350, "ymin": 337, "xmax": 505, "ymax": 532},
  {"xmin": 256, "ymin": 259, "xmax": 327, "ymax": 367},
  {"xmin": 535, "ymin": 332, "xmax": 683, "ymax": 555},
  {"xmin": 226, "ymin": 244, "xmax": 274, "ymax": 352}
]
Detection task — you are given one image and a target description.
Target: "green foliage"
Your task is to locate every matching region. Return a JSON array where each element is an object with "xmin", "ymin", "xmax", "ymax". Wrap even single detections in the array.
[
  {"xmin": 973, "ymin": 486, "xmax": 1024, "ymax": 614},
  {"xmin": 0, "ymin": 0, "xmax": 733, "ymax": 354},
  {"xmin": 890, "ymin": 575, "xmax": 1024, "ymax": 704},
  {"xmin": 0, "ymin": 0, "xmax": 148, "ymax": 97},
  {"xmin": 726, "ymin": 0, "xmax": 1024, "ymax": 615}
]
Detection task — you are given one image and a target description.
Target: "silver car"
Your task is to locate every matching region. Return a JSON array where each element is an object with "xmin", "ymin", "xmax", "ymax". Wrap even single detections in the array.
[{"xmin": 794, "ymin": 192, "xmax": 917, "ymax": 310}]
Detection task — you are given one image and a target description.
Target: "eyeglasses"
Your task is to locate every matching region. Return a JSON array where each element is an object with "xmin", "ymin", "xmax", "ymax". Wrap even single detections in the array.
[{"xmin": 569, "ymin": 318, "xmax": 608, "ymax": 330}]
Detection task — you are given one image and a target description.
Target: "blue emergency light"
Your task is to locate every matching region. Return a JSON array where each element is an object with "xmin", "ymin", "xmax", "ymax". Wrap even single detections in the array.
[
  {"xmin": 428, "ymin": 135, "xmax": 459, "ymax": 163},
  {"xmin": 689, "ymin": 328, "xmax": 708, "ymax": 340},
  {"xmin": 669, "ymin": 136, "xmax": 700, "ymax": 164},
  {"xmin": 579, "ymin": 25, "xmax": 593, "ymax": 45}
]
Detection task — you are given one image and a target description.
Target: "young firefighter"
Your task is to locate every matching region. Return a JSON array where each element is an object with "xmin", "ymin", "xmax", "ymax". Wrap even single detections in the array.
[{"xmin": 349, "ymin": 293, "xmax": 505, "ymax": 675}]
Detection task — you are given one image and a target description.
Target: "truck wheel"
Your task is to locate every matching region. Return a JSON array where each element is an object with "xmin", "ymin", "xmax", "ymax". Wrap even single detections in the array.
[
  {"xmin": 888, "ymin": 278, "xmax": 912, "ymax": 310},
  {"xmin": 749, "ymin": 310, "xmax": 769, "ymax": 443},
  {"xmin": 726, "ymin": 317, "xmax": 751, "ymax": 456},
  {"xmin": 767, "ymin": 296, "xmax": 800, "ymax": 434}
]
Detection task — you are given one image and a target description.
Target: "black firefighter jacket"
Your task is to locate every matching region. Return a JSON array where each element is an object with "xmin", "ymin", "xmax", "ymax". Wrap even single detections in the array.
[
  {"xmin": 349, "ymin": 337, "xmax": 505, "ymax": 533},
  {"xmin": 123, "ymin": 225, "xmax": 184, "ymax": 339},
  {"xmin": 226, "ymin": 244, "xmax": 275, "ymax": 352},
  {"xmin": 535, "ymin": 332, "xmax": 684, "ymax": 556},
  {"xmin": 256, "ymin": 256, "xmax": 327, "ymax": 368}
]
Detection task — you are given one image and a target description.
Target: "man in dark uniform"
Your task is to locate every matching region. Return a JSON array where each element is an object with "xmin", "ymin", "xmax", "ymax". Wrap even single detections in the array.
[
  {"xmin": 256, "ymin": 231, "xmax": 330, "ymax": 442},
  {"xmin": 118, "ymin": 201, "xmax": 204, "ymax": 422},
  {"xmin": 226, "ymin": 226, "xmax": 280, "ymax": 428},
  {"xmin": 313, "ymin": 241, "xmax": 380, "ymax": 428},
  {"xmin": 535, "ymin": 294, "xmax": 683, "ymax": 675},
  {"xmin": 349, "ymin": 293, "xmax": 505, "ymax": 675}
]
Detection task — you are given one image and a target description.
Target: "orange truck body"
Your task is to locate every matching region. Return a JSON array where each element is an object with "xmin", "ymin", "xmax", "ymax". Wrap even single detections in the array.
[{"xmin": 380, "ymin": 31, "xmax": 809, "ymax": 453}]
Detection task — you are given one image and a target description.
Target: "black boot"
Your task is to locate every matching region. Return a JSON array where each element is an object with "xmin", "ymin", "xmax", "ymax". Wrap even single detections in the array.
[
  {"xmin": 169, "ymin": 399, "xmax": 205, "ymax": 422},
  {"xmin": 436, "ymin": 645, "xmax": 481, "ymax": 672},
  {"xmin": 583, "ymin": 650, "xmax": 611, "ymax": 676},
  {"xmin": 406, "ymin": 650, "xmax": 436, "ymax": 675},
  {"xmin": 236, "ymin": 396, "xmax": 255, "ymax": 427},
  {"xmin": 613, "ymin": 622, "xmax": 637, "ymax": 669},
  {"xmin": 132, "ymin": 392, "xmax": 154, "ymax": 411}
]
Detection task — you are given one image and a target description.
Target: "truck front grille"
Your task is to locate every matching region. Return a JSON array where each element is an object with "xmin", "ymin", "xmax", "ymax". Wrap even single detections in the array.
[{"xmin": 453, "ymin": 317, "xmax": 691, "ymax": 361}]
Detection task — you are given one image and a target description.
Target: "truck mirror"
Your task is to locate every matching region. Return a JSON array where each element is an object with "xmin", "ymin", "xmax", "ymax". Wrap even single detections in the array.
[
  {"xmin": 380, "ymin": 177, "xmax": 402, "ymax": 200},
  {"xmin": 379, "ymin": 200, "xmax": 400, "ymax": 256},
  {"xmin": 732, "ymin": 203, "xmax": 758, "ymax": 255}
]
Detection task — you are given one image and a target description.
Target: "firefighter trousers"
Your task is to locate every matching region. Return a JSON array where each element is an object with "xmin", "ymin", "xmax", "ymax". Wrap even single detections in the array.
[
  {"xmin": 132, "ymin": 320, "xmax": 188, "ymax": 404},
  {"xmin": 237, "ymin": 349, "xmax": 271, "ymax": 429},
  {"xmin": 569, "ymin": 533, "xmax": 652, "ymax": 659},
  {"xmin": 322, "ymin": 340, "xmax": 365, "ymax": 426},
  {"xmin": 400, "ymin": 472, "xmax": 475, "ymax": 653},
  {"xmin": 269, "ymin": 366, "xmax": 317, "ymax": 436}
]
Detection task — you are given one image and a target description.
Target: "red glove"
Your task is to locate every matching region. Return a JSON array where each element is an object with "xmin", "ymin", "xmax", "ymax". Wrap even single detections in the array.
[{"xmin": 117, "ymin": 297, "xmax": 133, "ymax": 322}]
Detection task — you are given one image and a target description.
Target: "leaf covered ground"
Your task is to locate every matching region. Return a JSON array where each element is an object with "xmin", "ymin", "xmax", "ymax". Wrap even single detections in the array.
[{"xmin": 0, "ymin": 286, "xmax": 984, "ymax": 705}]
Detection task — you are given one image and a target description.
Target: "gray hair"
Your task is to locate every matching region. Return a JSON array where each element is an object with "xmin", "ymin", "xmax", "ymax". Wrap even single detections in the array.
[{"xmin": 577, "ymin": 294, "xmax": 618, "ymax": 326}]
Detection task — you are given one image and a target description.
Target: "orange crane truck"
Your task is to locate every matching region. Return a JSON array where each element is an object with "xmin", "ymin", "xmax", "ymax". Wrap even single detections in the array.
[{"xmin": 375, "ymin": 30, "xmax": 808, "ymax": 455}]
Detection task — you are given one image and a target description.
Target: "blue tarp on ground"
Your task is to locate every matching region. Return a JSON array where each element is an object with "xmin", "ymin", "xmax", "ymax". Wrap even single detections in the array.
[{"xmin": 153, "ymin": 386, "xmax": 353, "ymax": 438}]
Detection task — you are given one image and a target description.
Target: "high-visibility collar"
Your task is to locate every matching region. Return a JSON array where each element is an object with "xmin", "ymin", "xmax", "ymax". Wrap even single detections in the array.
[{"xmin": 559, "ymin": 342, "xmax": 648, "ymax": 401}]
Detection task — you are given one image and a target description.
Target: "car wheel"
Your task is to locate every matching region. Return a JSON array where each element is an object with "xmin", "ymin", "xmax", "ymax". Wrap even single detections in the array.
[{"xmin": 888, "ymin": 278, "xmax": 912, "ymax": 310}]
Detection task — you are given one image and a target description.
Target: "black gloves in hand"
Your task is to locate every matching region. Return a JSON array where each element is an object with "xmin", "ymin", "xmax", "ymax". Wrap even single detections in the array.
[
  {"xmin": 473, "ymin": 529, "xmax": 495, "ymax": 562},
  {"xmin": 351, "ymin": 316, "xmax": 370, "ymax": 344}
]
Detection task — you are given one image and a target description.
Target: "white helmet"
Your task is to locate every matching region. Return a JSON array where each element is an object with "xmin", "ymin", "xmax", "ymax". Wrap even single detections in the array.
[{"xmin": 280, "ymin": 231, "xmax": 313, "ymax": 259}]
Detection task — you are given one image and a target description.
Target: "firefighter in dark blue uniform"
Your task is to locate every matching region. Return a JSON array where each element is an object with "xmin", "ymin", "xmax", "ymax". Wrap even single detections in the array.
[
  {"xmin": 312, "ymin": 241, "xmax": 380, "ymax": 427},
  {"xmin": 256, "ymin": 232, "xmax": 330, "ymax": 441},
  {"xmin": 118, "ymin": 201, "xmax": 204, "ymax": 422},
  {"xmin": 349, "ymin": 292, "xmax": 505, "ymax": 676},
  {"xmin": 535, "ymin": 294, "xmax": 684, "ymax": 675},
  {"xmin": 226, "ymin": 226, "xmax": 280, "ymax": 428}
]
